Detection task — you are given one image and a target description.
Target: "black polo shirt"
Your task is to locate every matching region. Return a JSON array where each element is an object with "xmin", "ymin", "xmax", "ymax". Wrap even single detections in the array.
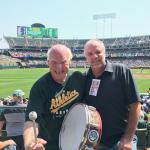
[{"xmin": 84, "ymin": 61, "xmax": 140, "ymax": 147}]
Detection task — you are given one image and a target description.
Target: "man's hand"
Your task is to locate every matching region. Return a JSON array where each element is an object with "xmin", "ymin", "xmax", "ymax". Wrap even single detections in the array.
[
  {"xmin": 25, "ymin": 138, "xmax": 47, "ymax": 150},
  {"xmin": 118, "ymin": 137, "xmax": 132, "ymax": 150},
  {"xmin": 6, "ymin": 139, "xmax": 16, "ymax": 146}
]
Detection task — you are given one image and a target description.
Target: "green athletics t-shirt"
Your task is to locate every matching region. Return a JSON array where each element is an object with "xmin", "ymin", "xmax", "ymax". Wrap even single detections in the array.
[{"xmin": 25, "ymin": 70, "xmax": 85, "ymax": 150}]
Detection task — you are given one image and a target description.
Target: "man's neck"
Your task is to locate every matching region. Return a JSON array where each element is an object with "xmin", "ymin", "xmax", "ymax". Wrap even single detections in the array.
[
  {"xmin": 55, "ymin": 74, "xmax": 68, "ymax": 84},
  {"xmin": 92, "ymin": 64, "xmax": 106, "ymax": 78}
]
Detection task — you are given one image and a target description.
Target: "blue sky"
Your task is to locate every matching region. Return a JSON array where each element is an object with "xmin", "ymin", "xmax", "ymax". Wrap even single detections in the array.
[{"xmin": 0, "ymin": 0, "xmax": 150, "ymax": 39}]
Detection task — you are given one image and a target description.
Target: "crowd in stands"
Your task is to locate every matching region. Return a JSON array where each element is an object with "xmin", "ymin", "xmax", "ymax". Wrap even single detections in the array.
[
  {"xmin": 0, "ymin": 89, "xmax": 27, "ymax": 150},
  {"xmin": 0, "ymin": 90, "xmax": 28, "ymax": 106},
  {"xmin": 0, "ymin": 55, "xmax": 21, "ymax": 69},
  {"xmin": 9, "ymin": 51, "xmax": 47, "ymax": 59},
  {"xmin": 136, "ymin": 93, "xmax": 150, "ymax": 149},
  {"xmin": 27, "ymin": 60, "xmax": 47, "ymax": 68},
  {"xmin": 0, "ymin": 35, "xmax": 150, "ymax": 69},
  {"xmin": 108, "ymin": 59, "xmax": 150, "ymax": 68},
  {"xmin": 138, "ymin": 94, "xmax": 150, "ymax": 127},
  {"xmin": 4, "ymin": 35, "xmax": 150, "ymax": 49}
]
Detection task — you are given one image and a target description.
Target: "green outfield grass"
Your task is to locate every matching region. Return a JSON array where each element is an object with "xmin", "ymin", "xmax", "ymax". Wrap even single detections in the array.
[{"xmin": 0, "ymin": 68, "xmax": 149, "ymax": 98}]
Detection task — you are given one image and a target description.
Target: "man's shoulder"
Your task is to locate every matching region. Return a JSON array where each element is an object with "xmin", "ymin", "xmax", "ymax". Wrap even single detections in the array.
[
  {"xmin": 109, "ymin": 61, "xmax": 129, "ymax": 73},
  {"xmin": 33, "ymin": 72, "xmax": 51, "ymax": 86},
  {"xmin": 71, "ymin": 70, "xmax": 83, "ymax": 76},
  {"xmin": 69, "ymin": 70, "xmax": 84, "ymax": 80},
  {"xmin": 110, "ymin": 61, "xmax": 127, "ymax": 69}
]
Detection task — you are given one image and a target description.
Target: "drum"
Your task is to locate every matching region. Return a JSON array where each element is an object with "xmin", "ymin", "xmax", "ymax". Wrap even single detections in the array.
[
  {"xmin": 59, "ymin": 103, "xmax": 102, "ymax": 150},
  {"xmin": 4, "ymin": 145, "xmax": 16, "ymax": 150}
]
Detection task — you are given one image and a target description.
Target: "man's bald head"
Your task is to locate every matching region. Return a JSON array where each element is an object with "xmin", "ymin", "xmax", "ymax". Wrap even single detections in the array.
[
  {"xmin": 47, "ymin": 44, "xmax": 73, "ymax": 61},
  {"xmin": 84, "ymin": 39, "xmax": 105, "ymax": 56},
  {"xmin": 47, "ymin": 44, "xmax": 73, "ymax": 84},
  {"xmin": 84, "ymin": 39, "xmax": 106, "ymax": 72}
]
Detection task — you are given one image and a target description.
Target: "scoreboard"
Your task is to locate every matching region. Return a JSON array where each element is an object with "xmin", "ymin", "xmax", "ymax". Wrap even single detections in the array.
[{"xmin": 17, "ymin": 26, "xmax": 58, "ymax": 38}]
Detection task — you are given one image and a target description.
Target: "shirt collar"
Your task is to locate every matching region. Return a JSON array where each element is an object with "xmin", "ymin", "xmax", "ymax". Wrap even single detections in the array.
[
  {"xmin": 86, "ymin": 60, "xmax": 113, "ymax": 77},
  {"xmin": 105, "ymin": 60, "xmax": 113, "ymax": 73}
]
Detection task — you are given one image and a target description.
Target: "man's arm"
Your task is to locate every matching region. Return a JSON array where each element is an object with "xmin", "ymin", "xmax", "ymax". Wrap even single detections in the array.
[
  {"xmin": 118, "ymin": 102, "xmax": 141, "ymax": 150},
  {"xmin": 123, "ymin": 102, "xmax": 141, "ymax": 140},
  {"xmin": 23, "ymin": 121, "xmax": 39, "ymax": 149},
  {"xmin": 0, "ymin": 121, "xmax": 5, "ymax": 135},
  {"xmin": 23, "ymin": 121, "xmax": 47, "ymax": 150},
  {"xmin": 0, "ymin": 140, "xmax": 16, "ymax": 149}
]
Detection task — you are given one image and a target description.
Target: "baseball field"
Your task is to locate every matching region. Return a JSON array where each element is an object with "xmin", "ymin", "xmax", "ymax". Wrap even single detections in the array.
[{"xmin": 0, "ymin": 68, "xmax": 150, "ymax": 98}]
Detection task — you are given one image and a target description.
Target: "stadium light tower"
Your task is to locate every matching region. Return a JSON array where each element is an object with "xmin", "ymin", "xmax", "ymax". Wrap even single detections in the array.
[{"xmin": 93, "ymin": 13, "xmax": 116, "ymax": 38}]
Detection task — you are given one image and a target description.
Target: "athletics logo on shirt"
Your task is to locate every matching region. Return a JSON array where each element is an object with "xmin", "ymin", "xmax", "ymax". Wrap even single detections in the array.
[{"xmin": 50, "ymin": 90, "xmax": 79, "ymax": 113}]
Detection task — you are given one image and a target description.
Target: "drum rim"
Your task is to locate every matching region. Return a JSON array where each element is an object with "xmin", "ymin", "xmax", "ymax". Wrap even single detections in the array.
[
  {"xmin": 59, "ymin": 103, "xmax": 88, "ymax": 150},
  {"xmin": 59, "ymin": 103, "xmax": 102, "ymax": 150}
]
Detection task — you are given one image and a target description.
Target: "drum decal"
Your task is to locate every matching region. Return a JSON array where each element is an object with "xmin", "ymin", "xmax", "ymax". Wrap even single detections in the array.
[{"xmin": 88, "ymin": 129, "xmax": 99, "ymax": 143}]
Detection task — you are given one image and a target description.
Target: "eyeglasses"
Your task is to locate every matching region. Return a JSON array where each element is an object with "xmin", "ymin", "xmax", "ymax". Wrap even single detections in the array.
[{"xmin": 50, "ymin": 60, "xmax": 70, "ymax": 66}]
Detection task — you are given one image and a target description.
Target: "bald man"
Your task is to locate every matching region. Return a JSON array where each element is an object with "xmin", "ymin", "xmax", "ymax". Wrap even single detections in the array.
[
  {"xmin": 23, "ymin": 44, "xmax": 85, "ymax": 150},
  {"xmin": 84, "ymin": 39, "xmax": 141, "ymax": 150}
]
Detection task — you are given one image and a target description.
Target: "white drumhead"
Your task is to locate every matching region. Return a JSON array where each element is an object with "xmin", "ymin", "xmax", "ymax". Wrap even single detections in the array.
[{"xmin": 59, "ymin": 104, "xmax": 88, "ymax": 150}]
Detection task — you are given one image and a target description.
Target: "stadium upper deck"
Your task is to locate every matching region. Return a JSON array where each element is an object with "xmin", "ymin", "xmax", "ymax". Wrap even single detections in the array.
[
  {"xmin": 2, "ymin": 35, "xmax": 150, "ymax": 68},
  {"xmin": 4, "ymin": 35, "xmax": 150, "ymax": 51}
]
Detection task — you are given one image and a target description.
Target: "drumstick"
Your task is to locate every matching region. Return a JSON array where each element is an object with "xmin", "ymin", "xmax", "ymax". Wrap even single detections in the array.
[{"xmin": 29, "ymin": 111, "xmax": 38, "ymax": 143}]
